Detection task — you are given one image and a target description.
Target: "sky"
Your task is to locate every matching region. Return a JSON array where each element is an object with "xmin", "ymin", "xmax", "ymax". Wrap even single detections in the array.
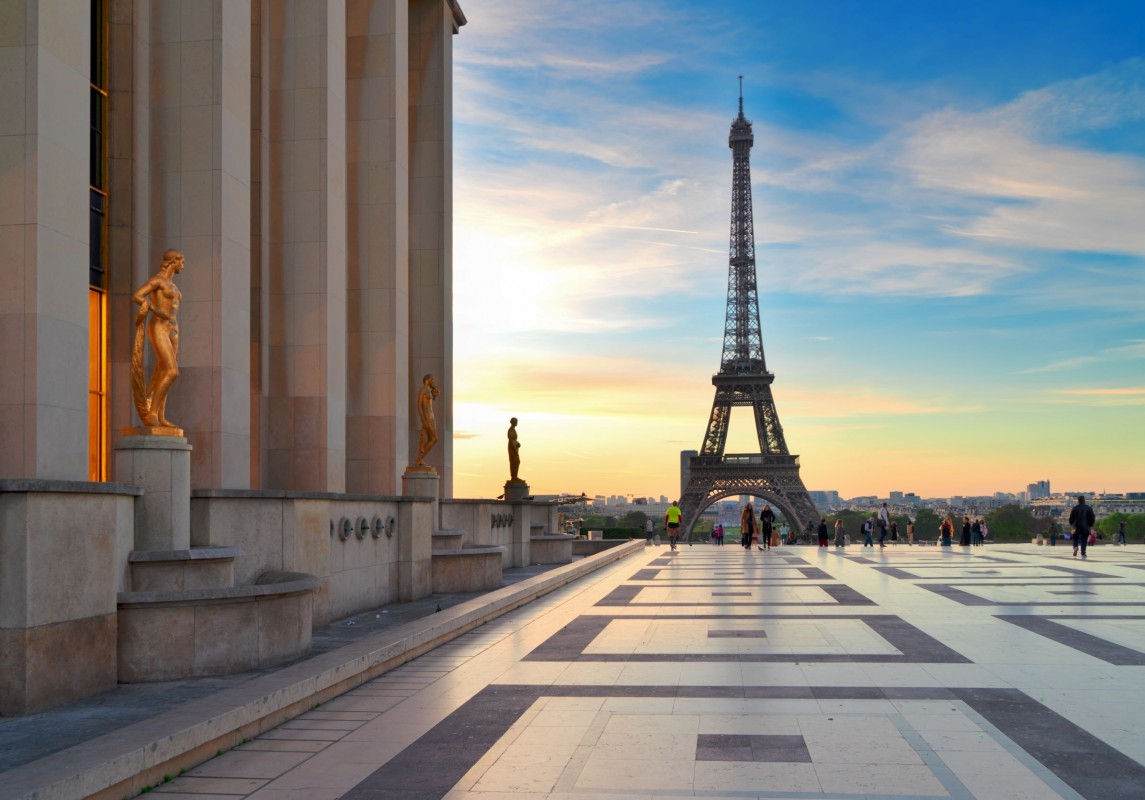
[{"xmin": 449, "ymin": 0, "xmax": 1145, "ymax": 502}]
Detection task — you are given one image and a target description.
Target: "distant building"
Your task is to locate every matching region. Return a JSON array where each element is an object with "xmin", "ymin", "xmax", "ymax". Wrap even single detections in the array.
[
  {"xmin": 889, "ymin": 491, "xmax": 904, "ymax": 503},
  {"xmin": 1027, "ymin": 480, "xmax": 1051, "ymax": 500},
  {"xmin": 809, "ymin": 490, "xmax": 841, "ymax": 510}
]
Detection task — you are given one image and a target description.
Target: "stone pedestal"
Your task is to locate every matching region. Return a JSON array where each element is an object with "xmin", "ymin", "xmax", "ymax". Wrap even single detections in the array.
[
  {"xmin": 115, "ymin": 436, "xmax": 193, "ymax": 551},
  {"xmin": 504, "ymin": 479, "xmax": 530, "ymax": 502},
  {"xmin": 403, "ymin": 468, "xmax": 440, "ymax": 524}
]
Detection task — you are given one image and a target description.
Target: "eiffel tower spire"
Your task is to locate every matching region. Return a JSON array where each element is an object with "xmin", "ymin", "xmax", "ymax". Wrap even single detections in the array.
[{"xmin": 678, "ymin": 84, "xmax": 818, "ymax": 539}]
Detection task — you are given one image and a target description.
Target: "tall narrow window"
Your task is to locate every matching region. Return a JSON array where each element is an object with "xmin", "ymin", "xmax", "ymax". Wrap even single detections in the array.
[{"xmin": 88, "ymin": 0, "xmax": 109, "ymax": 481}]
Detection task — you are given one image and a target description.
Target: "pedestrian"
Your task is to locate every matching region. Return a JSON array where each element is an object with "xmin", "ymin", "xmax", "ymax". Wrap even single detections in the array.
[
  {"xmin": 890, "ymin": 520, "xmax": 899, "ymax": 545},
  {"xmin": 971, "ymin": 518, "xmax": 982, "ymax": 546},
  {"xmin": 833, "ymin": 519, "xmax": 845, "ymax": 548},
  {"xmin": 645, "ymin": 518, "xmax": 654, "ymax": 544},
  {"xmin": 817, "ymin": 518, "xmax": 829, "ymax": 547},
  {"xmin": 940, "ymin": 516, "xmax": 954, "ymax": 547},
  {"xmin": 906, "ymin": 519, "xmax": 915, "ymax": 546},
  {"xmin": 779, "ymin": 524, "xmax": 789, "ymax": 545},
  {"xmin": 1047, "ymin": 518, "xmax": 1058, "ymax": 546},
  {"xmin": 1117, "ymin": 520, "xmax": 1127, "ymax": 546},
  {"xmin": 877, "ymin": 503, "xmax": 890, "ymax": 547},
  {"xmin": 862, "ymin": 518, "xmax": 874, "ymax": 547},
  {"xmin": 960, "ymin": 516, "xmax": 971, "ymax": 547},
  {"xmin": 740, "ymin": 503, "xmax": 756, "ymax": 550},
  {"xmin": 758, "ymin": 505, "xmax": 775, "ymax": 550},
  {"xmin": 713, "ymin": 522, "xmax": 724, "ymax": 546},
  {"xmin": 1068, "ymin": 495, "xmax": 1096, "ymax": 559},
  {"xmin": 980, "ymin": 520, "xmax": 989, "ymax": 544},
  {"xmin": 664, "ymin": 501, "xmax": 683, "ymax": 550}
]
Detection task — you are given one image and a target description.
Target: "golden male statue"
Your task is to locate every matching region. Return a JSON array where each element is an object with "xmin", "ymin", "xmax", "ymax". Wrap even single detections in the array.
[
  {"xmin": 414, "ymin": 374, "xmax": 440, "ymax": 467},
  {"xmin": 130, "ymin": 249, "xmax": 184, "ymax": 430}
]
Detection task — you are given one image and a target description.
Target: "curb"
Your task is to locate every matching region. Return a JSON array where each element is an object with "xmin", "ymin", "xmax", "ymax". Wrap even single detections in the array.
[{"xmin": 0, "ymin": 540, "xmax": 644, "ymax": 800}]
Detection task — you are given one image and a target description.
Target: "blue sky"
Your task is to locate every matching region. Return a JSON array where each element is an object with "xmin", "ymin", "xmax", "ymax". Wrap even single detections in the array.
[{"xmin": 450, "ymin": 0, "xmax": 1145, "ymax": 500}]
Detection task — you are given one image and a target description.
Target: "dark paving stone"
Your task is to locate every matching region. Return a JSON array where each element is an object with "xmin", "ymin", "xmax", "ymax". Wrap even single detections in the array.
[
  {"xmin": 819, "ymin": 584, "xmax": 876, "ymax": 605},
  {"xmin": 594, "ymin": 584, "xmax": 642, "ymax": 606},
  {"xmin": 997, "ymin": 615, "xmax": 1145, "ymax": 665},
  {"xmin": 954, "ymin": 687, "xmax": 1145, "ymax": 800},
  {"xmin": 526, "ymin": 613, "xmax": 967, "ymax": 664},
  {"xmin": 874, "ymin": 566, "xmax": 916, "ymax": 579},
  {"xmin": 708, "ymin": 629, "xmax": 767, "ymax": 638},
  {"xmin": 798, "ymin": 567, "xmax": 832, "ymax": 580},
  {"xmin": 630, "ymin": 569, "xmax": 660, "ymax": 581},
  {"xmin": 699, "ymin": 733, "xmax": 751, "ymax": 748},
  {"xmin": 711, "ymin": 592, "xmax": 752, "ymax": 597}
]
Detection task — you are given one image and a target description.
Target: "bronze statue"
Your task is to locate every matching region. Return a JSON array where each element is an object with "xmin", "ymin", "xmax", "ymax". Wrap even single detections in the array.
[
  {"xmin": 507, "ymin": 417, "xmax": 521, "ymax": 481},
  {"xmin": 130, "ymin": 249, "xmax": 184, "ymax": 430},
  {"xmin": 414, "ymin": 374, "xmax": 440, "ymax": 467}
]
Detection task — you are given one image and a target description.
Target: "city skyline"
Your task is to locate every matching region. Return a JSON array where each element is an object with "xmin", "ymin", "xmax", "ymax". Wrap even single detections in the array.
[{"xmin": 450, "ymin": 1, "xmax": 1145, "ymax": 500}]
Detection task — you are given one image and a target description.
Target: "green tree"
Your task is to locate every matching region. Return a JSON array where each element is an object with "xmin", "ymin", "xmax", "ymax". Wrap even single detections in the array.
[
  {"xmin": 619, "ymin": 510, "xmax": 650, "ymax": 529},
  {"xmin": 1097, "ymin": 513, "xmax": 1145, "ymax": 541},
  {"xmin": 984, "ymin": 504, "xmax": 1038, "ymax": 541},
  {"xmin": 912, "ymin": 509, "xmax": 942, "ymax": 541}
]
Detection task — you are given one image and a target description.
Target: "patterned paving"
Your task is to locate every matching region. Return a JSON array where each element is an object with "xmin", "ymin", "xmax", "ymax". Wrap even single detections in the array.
[{"xmin": 148, "ymin": 544, "xmax": 1145, "ymax": 799}]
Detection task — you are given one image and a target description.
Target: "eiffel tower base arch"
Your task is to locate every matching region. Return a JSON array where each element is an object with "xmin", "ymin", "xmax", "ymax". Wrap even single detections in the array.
[{"xmin": 679, "ymin": 455, "xmax": 819, "ymax": 540}]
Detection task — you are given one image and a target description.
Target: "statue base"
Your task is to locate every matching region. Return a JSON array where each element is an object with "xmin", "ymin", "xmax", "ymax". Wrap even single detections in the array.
[
  {"xmin": 504, "ymin": 479, "xmax": 530, "ymax": 502},
  {"xmin": 402, "ymin": 469, "xmax": 440, "ymax": 528},
  {"xmin": 123, "ymin": 425, "xmax": 185, "ymax": 437},
  {"xmin": 114, "ymin": 434, "xmax": 192, "ymax": 551}
]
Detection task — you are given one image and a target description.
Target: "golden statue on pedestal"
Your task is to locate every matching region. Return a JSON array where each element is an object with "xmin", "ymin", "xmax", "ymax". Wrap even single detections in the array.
[
  {"xmin": 413, "ymin": 373, "xmax": 440, "ymax": 468},
  {"xmin": 130, "ymin": 249, "xmax": 184, "ymax": 433},
  {"xmin": 507, "ymin": 417, "xmax": 522, "ymax": 482}
]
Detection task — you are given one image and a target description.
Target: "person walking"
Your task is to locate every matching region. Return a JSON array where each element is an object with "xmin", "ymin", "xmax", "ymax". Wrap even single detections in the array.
[
  {"xmin": 940, "ymin": 516, "xmax": 954, "ymax": 547},
  {"xmin": 862, "ymin": 518, "xmax": 874, "ymax": 547},
  {"xmin": 834, "ymin": 519, "xmax": 846, "ymax": 548},
  {"xmin": 665, "ymin": 501, "xmax": 682, "ymax": 551},
  {"xmin": 877, "ymin": 503, "xmax": 890, "ymax": 547},
  {"xmin": 971, "ymin": 519, "xmax": 982, "ymax": 546},
  {"xmin": 713, "ymin": 522, "xmax": 724, "ymax": 546},
  {"xmin": 906, "ymin": 519, "xmax": 915, "ymax": 546},
  {"xmin": 779, "ymin": 524, "xmax": 789, "ymax": 546},
  {"xmin": 890, "ymin": 520, "xmax": 899, "ymax": 545},
  {"xmin": 1117, "ymin": 520, "xmax": 1127, "ymax": 546},
  {"xmin": 817, "ymin": 518, "xmax": 829, "ymax": 547},
  {"xmin": 740, "ymin": 503, "xmax": 756, "ymax": 550},
  {"xmin": 758, "ymin": 505, "xmax": 775, "ymax": 550},
  {"xmin": 960, "ymin": 516, "xmax": 972, "ymax": 547},
  {"xmin": 980, "ymin": 520, "xmax": 989, "ymax": 544},
  {"xmin": 1069, "ymin": 496, "xmax": 1096, "ymax": 559},
  {"xmin": 645, "ymin": 518, "xmax": 654, "ymax": 544}
]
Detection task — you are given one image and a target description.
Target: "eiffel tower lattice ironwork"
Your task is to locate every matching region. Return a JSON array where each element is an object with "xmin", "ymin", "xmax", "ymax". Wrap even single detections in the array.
[{"xmin": 680, "ymin": 84, "xmax": 818, "ymax": 539}]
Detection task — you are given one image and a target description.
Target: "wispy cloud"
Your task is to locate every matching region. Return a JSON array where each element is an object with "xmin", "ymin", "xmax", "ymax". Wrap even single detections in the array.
[{"xmin": 1022, "ymin": 340, "xmax": 1145, "ymax": 374}]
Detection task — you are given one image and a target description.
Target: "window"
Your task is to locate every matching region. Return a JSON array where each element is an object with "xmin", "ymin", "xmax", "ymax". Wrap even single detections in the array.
[{"xmin": 88, "ymin": 0, "xmax": 108, "ymax": 481}]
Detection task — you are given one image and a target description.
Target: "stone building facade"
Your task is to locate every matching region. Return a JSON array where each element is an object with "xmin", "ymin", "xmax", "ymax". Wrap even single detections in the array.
[{"xmin": 0, "ymin": 0, "xmax": 464, "ymax": 496}]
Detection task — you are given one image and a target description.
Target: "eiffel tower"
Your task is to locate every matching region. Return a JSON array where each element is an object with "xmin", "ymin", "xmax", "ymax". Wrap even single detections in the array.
[{"xmin": 679, "ymin": 82, "xmax": 819, "ymax": 539}]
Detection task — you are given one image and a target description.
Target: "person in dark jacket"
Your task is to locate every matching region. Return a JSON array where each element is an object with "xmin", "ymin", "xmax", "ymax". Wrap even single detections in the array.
[
  {"xmin": 758, "ymin": 505, "xmax": 775, "ymax": 550},
  {"xmin": 817, "ymin": 518, "xmax": 829, "ymax": 547},
  {"xmin": 1069, "ymin": 496, "xmax": 1096, "ymax": 559}
]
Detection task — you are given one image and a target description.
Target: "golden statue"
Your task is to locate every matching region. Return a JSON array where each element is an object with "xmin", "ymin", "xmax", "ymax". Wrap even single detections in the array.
[
  {"xmin": 414, "ymin": 374, "xmax": 440, "ymax": 467},
  {"xmin": 130, "ymin": 249, "xmax": 184, "ymax": 432},
  {"xmin": 507, "ymin": 417, "xmax": 522, "ymax": 482}
]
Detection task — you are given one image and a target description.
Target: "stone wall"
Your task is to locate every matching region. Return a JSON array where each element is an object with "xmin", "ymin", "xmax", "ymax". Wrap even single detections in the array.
[
  {"xmin": 439, "ymin": 499, "xmax": 561, "ymax": 567},
  {"xmin": 191, "ymin": 490, "xmax": 433, "ymax": 626},
  {"xmin": 0, "ymin": 481, "xmax": 138, "ymax": 714}
]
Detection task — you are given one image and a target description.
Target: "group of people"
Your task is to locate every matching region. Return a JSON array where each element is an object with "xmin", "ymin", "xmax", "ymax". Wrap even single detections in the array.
[{"xmin": 737, "ymin": 502, "xmax": 781, "ymax": 550}]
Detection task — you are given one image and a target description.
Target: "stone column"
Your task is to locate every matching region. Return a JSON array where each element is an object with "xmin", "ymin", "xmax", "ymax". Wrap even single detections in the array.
[
  {"xmin": 345, "ymin": 0, "xmax": 411, "ymax": 495},
  {"xmin": 406, "ymin": 0, "xmax": 463, "ymax": 494},
  {"xmin": 135, "ymin": 0, "xmax": 253, "ymax": 489},
  {"xmin": 0, "ymin": 3, "xmax": 91, "ymax": 479},
  {"xmin": 262, "ymin": 0, "xmax": 349, "ymax": 492}
]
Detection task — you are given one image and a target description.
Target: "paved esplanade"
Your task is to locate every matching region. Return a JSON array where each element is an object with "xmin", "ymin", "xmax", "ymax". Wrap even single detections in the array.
[{"xmin": 151, "ymin": 544, "xmax": 1145, "ymax": 799}]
